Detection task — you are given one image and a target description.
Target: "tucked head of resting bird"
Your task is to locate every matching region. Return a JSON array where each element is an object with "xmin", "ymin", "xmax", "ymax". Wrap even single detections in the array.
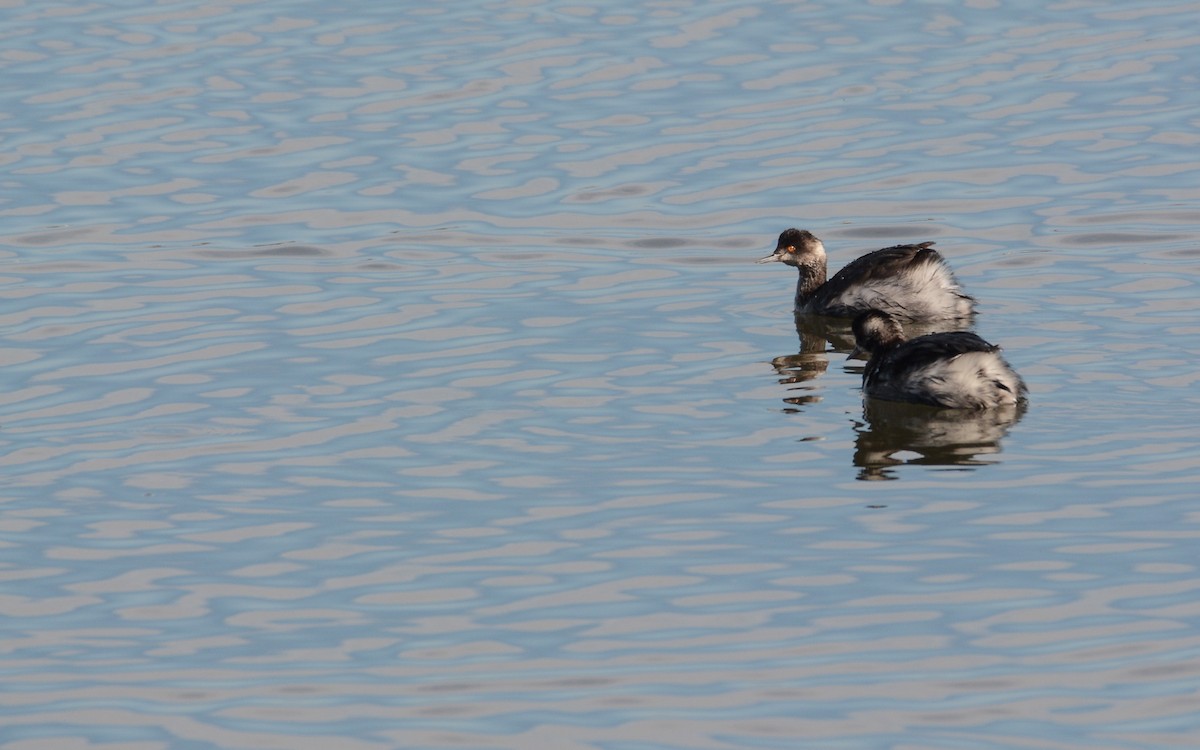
[{"xmin": 849, "ymin": 309, "xmax": 1027, "ymax": 409}]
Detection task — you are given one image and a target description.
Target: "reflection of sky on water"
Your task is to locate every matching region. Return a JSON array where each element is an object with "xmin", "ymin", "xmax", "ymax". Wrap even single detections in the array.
[
  {"xmin": 2, "ymin": 1, "xmax": 1200, "ymax": 748},
  {"xmin": 4, "ymin": 2, "xmax": 1196, "ymax": 236}
]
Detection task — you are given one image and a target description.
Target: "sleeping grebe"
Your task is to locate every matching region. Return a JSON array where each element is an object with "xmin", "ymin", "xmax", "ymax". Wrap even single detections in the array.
[
  {"xmin": 850, "ymin": 309, "xmax": 1026, "ymax": 409},
  {"xmin": 757, "ymin": 228, "xmax": 975, "ymax": 321}
]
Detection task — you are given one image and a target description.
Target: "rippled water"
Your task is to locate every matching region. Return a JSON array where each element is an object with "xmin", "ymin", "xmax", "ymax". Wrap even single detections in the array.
[{"xmin": 3, "ymin": 1, "xmax": 1200, "ymax": 748}]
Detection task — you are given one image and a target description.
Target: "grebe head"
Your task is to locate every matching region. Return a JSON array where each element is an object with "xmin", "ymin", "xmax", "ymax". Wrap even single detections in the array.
[
  {"xmin": 849, "ymin": 309, "xmax": 906, "ymax": 359},
  {"xmin": 757, "ymin": 228, "xmax": 826, "ymax": 267}
]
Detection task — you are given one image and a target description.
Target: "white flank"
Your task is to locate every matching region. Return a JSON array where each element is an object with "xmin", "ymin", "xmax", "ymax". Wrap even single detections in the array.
[
  {"xmin": 832, "ymin": 258, "xmax": 969, "ymax": 319},
  {"xmin": 903, "ymin": 351, "xmax": 1023, "ymax": 408}
]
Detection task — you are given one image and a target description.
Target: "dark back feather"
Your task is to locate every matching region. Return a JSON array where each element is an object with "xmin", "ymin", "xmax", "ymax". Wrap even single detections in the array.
[
  {"xmin": 808, "ymin": 243, "xmax": 960, "ymax": 317},
  {"xmin": 863, "ymin": 330, "xmax": 1009, "ymax": 408}
]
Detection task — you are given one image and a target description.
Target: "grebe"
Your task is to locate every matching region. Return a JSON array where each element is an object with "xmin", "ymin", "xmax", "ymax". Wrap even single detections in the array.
[
  {"xmin": 758, "ymin": 228, "xmax": 975, "ymax": 321},
  {"xmin": 850, "ymin": 309, "xmax": 1026, "ymax": 409}
]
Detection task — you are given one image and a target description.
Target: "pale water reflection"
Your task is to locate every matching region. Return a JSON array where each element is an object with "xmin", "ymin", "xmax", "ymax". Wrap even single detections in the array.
[{"xmin": 2, "ymin": 1, "xmax": 1200, "ymax": 749}]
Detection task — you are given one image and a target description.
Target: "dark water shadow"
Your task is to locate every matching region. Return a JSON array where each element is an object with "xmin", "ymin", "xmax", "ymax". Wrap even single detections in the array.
[
  {"xmin": 769, "ymin": 350, "xmax": 829, "ymax": 411},
  {"xmin": 766, "ymin": 315, "xmax": 846, "ymax": 411},
  {"xmin": 851, "ymin": 399, "xmax": 1027, "ymax": 482},
  {"xmin": 770, "ymin": 315, "xmax": 980, "ymax": 413},
  {"xmin": 192, "ymin": 244, "xmax": 331, "ymax": 258},
  {"xmin": 795, "ymin": 313, "xmax": 858, "ymax": 353},
  {"xmin": 794, "ymin": 313, "xmax": 973, "ymax": 355}
]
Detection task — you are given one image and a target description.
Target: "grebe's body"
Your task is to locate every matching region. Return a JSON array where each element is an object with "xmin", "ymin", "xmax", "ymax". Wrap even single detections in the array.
[
  {"xmin": 851, "ymin": 310, "xmax": 1026, "ymax": 409},
  {"xmin": 758, "ymin": 229, "xmax": 975, "ymax": 322}
]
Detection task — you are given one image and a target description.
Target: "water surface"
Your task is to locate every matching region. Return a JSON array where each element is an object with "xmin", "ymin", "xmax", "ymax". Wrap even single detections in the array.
[{"xmin": 2, "ymin": 1, "xmax": 1200, "ymax": 748}]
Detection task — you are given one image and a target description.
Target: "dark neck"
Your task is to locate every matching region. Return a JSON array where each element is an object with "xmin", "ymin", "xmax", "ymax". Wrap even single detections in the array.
[{"xmin": 794, "ymin": 263, "xmax": 827, "ymax": 307}]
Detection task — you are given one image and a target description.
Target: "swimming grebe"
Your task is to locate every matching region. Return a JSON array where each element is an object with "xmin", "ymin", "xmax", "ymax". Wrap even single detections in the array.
[
  {"xmin": 850, "ymin": 309, "xmax": 1026, "ymax": 409},
  {"xmin": 757, "ymin": 228, "xmax": 975, "ymax": 321}
]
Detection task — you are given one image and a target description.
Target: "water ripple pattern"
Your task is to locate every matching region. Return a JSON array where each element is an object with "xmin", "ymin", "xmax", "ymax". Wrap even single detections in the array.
[{"xmin": 2, "ymin": 2, "xmax": 1199, "ymax": 749}]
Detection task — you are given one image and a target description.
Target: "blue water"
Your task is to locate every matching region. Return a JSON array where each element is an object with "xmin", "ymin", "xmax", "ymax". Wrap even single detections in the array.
[{"xmin": 2, "ymin": 1, "xmax": 1200, "ymax": 748}]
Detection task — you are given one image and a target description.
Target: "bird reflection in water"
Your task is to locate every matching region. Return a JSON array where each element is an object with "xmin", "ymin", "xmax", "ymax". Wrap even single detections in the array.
[
  {"xmin": 768, "ymin": 314, "xmax": 848, "ymax": 411},
  {"xmin": 768, "ymin": 310, "xmax": 1020, "ymax": 478},
  {"xmin": 770, "ymin": 313, "xmax": 903, "ymax": 409},
  {"xmin": 851, "ymin": 398, "xmax": 1027, "ymax": 481}
]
